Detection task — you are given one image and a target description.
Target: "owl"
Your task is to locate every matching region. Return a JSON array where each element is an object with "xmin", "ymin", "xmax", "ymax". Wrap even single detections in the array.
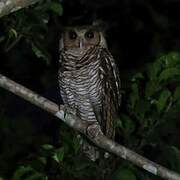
[{"xmin": 58, "ymin": 25, "xmax": 121, "ymax": 161}]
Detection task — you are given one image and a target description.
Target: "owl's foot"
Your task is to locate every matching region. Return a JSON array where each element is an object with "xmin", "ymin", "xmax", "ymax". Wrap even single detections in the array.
[
  {"xmin": 86, "ymin": 122, "xmax": 103, "ymax": 139},
  {"xmin": 61, "ymin": 105, "xmax": 76, "ymax": 119}
]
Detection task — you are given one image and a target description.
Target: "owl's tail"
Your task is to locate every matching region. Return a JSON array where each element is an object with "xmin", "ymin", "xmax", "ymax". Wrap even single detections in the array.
[{"xmin": 77, "ymin": 134, "xmax": 99, "ymax": 161}]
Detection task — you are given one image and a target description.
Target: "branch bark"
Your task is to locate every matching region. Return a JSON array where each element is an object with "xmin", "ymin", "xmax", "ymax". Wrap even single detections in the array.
[
  {"xmin": 0, "ymin": 0, "xmax": 41, "ymax": 18},
  {"xmin": 0, "ymin": 74, "xmax": 180, "ymax": 180}
]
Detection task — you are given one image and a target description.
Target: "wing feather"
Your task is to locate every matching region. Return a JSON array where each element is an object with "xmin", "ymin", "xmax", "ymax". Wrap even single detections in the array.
[{"xmin": 99, "ymin": 48, "xmax": 121, "ymax": 139}]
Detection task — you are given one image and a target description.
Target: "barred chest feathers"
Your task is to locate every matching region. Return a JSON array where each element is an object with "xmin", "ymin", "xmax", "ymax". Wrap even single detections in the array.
[{"xmin": 59, "ymin": 47, "xmax": 103, "ymax": 123}]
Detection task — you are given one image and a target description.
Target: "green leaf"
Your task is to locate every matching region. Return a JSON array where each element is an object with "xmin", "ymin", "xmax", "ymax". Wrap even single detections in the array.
[
  {"xmin": 145, "ymin": 81, "xmax": 160, "ymax": 97},
  {"xmin": 12, "ymin": 166, "xmax": 34, "ymax": 180},
  {"xmin": 48, "ymin": 2, "xmax": 63, "ymax": 16},
  {"xmin": 159, "ymin": 52, "xmax": 180, "ymax": 68},
  {"xmin": 115, "ymin": 168, "xmax": 137, "ymax": 180},
  {"xmin": 73, "ymin": 136, "xmax": 81, "ymax": 154},
  {"xmin": 159, "ymin": 68, "xmax": 180, "ymax": 82},
  {"xmin": 0, "ymin": 36, "xmax": 5, "ymax": 43},
  {"xmin": 156, "ymin": 90, "xmax": 171, "ymax": 112},
  {"xmin": 114, "ymin": 117, "xmax": 123, "ymax": 128},
  {"xmin": 0, "ymin": 177, "xmax": 4, "ymax": 180},
  {"xmin": 42, "ymin": 144, "xmax": 54, "ymax": 150},
  {"xmin": 135, "ymin": 99, "xmax": 151, "ymax": 119},
  {"xmin": 31, "ymin": 43, "xmax": 49, "ymax": 64},
  {"xmin": 174, "ymin": 86, "xmax": 180, "ymax": 102},
  {"xmin": 26, "ymin": 173, "xmax": 43, "ymax": 180},
  {"xmin": 129, "ymin": 83, "xmax": 139, "ymax": 108},
  {"xmin": 131, "ymin": 73, "xmax": 144, "ymax": 82},
  {"xmin": 53, "ymin": 147, "xmax": 65, "ymax": 163},
  {"xmin": 164, "ymin": 146, "xmax": 180, "ymax": 173},
  {"xmin": 38, "ymin": 157, "xmax": 47, "ymax": 165},
  {"xmin": 9, "ymin": 28, "xmax": 18, "ymax": 38},
  {"xmin": 120, "ymin": 114, "xmax": 135, "ymax": 136},
  {"xmin": 147, "ymin": 61, "xmax": 162, "ymax": 80}
]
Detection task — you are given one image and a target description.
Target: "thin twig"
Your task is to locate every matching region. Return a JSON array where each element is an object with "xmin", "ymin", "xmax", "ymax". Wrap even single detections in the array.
[
  {"xmin": 5, "ymin": 34, "xmax": 23, "ymax": 52},
  {"xmin": 0, "ymin": 74, "xmax": 180, "ymax": 180}
]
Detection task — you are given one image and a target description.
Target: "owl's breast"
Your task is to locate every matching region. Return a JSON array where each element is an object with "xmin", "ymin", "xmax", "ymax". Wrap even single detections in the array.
[
  {"xmin": 59, "ymin": 48, "xmax": 104, "ymax": 122},
  {"xmin": 59, "ymin": 58, "xmax": 102, "ymax": 122}
]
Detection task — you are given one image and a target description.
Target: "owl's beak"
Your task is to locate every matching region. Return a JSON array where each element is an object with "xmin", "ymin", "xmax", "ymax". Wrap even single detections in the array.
[{"xmin": 79, "ymin": 38, "xmax": 84, "ymax": 49}]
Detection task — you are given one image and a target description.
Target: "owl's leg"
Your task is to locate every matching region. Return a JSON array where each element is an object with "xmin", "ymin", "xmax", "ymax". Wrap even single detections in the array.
[
  {"xmin": 79, "ymin": 122, "xmax": 102, "ymax": 161},
  {"xmin": 76, "ymin": 122, "xmax": 106, "ymax": 161},
  {"xmin": 86, "ymin": 122, "xmax": 112, "ymax": 160},
  {"xmin": 86, "ymin": 122, "xmax": 103, "ymax": 139}
]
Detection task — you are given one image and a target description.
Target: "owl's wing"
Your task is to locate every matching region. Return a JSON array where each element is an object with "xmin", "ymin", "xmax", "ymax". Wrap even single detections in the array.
[{"xmin": 98, "ymin": 48, "xmax": 121, "ymax": 139}]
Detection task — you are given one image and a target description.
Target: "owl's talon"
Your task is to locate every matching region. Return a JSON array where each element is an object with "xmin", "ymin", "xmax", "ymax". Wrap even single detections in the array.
[
  {"xmin": 62, "ymin": 105, "xmax": 77, "ymax": 119},
  {"xmin": 61, "ymin": 105, "xmax": 68, "ymax": 118},
  {"xmin": 86, "ymin": 123, "xmax": 103, "ymax": 139}
]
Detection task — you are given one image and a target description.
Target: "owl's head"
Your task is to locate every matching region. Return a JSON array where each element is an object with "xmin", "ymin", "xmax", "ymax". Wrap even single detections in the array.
[{"xmin": 60, "ymin": 26, "xmax": 107, "ymax": 51}]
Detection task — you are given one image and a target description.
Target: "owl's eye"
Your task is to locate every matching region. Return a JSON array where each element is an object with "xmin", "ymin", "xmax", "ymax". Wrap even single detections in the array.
[
  {"xmin": 85, "ymin": 30, "xmax": 94, "ymax": 39},
  {"xmin": 68, "ymin": 31, "xmax": 77, "ymax": 40}
]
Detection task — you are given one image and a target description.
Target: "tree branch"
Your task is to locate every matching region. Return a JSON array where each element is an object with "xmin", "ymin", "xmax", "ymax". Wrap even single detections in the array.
[
  {"xmin": 0, "ymin": 74, "xmax": 180, "ymax": 180},
  {"xmin": 0, "ymin": 0, "xmax": 41, "ymax": 18}
]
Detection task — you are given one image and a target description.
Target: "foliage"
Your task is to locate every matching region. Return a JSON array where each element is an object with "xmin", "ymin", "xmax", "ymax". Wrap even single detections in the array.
[
  {"xmin": 119, "ymin": 52, "xmax": 180, "ymax": 139},
  {"xmin": 0, "ymin": 0, "xmax": 63, "ymax": 65},
  {"xmin": 0, "ymin": 0, "xmax": 180, "ymax": 180}
]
